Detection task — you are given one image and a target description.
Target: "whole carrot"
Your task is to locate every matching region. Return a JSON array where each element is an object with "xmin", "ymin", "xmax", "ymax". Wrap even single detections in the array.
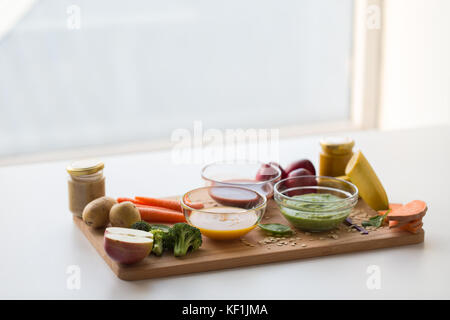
[
  {"xmin": 117, "ymin": 197, "xmax": 147, "ymax": 205},
  {"xmin": 135, "ymin": 196, "xmax": 182, "ymax": 212},
  {"xmin": 137, "ymin": 206, "xmax": 186, "ymax": 223}
]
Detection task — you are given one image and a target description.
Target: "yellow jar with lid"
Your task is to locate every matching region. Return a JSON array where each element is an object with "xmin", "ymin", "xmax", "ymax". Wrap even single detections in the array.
[
  {"xmin": 319, "ymin": 137, "xmax": 355, "ymax": 177},
  {"xmin": 67, "ymin": 159, "xmax": 105, "ymax": 217}
]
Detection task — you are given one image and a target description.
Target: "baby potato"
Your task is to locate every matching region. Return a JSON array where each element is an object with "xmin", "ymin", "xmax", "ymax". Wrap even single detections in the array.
[
  {"xmin": 109, "ymin": 201, "xmax": 141, "ymax": 228},
  {"xmin": 82, "ymin": 196, "xmax": 117, "ymax": 228}
]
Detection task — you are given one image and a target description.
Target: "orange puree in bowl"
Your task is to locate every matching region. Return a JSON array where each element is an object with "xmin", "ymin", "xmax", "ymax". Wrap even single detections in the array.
[{"xmin": 189, "ymin": 206, "xmax": 259, "ymax": 240}]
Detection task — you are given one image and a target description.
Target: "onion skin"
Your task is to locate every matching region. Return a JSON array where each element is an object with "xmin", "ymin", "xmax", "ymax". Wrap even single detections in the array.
[
  {"xmin": 255, "ymin": 163, "xmax": 280, "ymax": 181},
  {"xmin": 285, "ymin": 159, "xmax": 316, "ymax": 176},
  {"xmin": 269, "ymin": 162, "xmax": 287, "ymax": 179},
  {"xmin": 285, "ymin": 168, "xmax": 317, "ymax": 196}
]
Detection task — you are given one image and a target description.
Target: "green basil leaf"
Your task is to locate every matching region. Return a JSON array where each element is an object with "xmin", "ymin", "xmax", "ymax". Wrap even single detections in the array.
[
  {"xmin": 258, "ymin": 223, "xmax": 294, "ymax": 236},
  {"xmin": 362, "ymin": 209, "xmax": 390, "ymax": 228}
]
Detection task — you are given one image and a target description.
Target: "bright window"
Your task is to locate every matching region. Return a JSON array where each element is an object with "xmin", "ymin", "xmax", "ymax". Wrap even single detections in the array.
[{"xmin": 0, "ymin": 0, "xmax": 354, "ymax": 157}]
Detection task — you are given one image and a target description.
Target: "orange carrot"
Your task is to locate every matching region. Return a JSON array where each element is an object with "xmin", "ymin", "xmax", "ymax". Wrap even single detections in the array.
[
  {"xmin": 135, "ymin": 196, "xmax": 182, "ymax": 212},
  {"xmin": 137, "ymin": 206, "xmax": 186, "ymax": 223},
  {"xmin": 117, "ymin": 197, "xmax": 146, "ymax": 205},
  {"xmin": 378, "ymin": 203, "xmax": 403, "ymax": 216},
  {"xmin": 388, "ymin": 200, "xmax": 427, "ymax": 222}
]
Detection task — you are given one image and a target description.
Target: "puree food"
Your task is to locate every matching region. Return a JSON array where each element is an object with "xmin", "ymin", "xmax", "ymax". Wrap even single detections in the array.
[
  {"xmin": 67, "ymin": 160, "xmax": 105, "ymax": 217},
  {"xmin": 189, "ymin": 206, "xmax": 259, "ymax": 240},
  {"xmin": 223, "ymin": 179, "xmax": 274, "ymax": 198},
  {"xmin": 279, "ymin": 193, "xmax": 352, "ymax": 232},
  {"xmin": 208, "ymin": 185, "xmax": 260, "ymax": 208}
]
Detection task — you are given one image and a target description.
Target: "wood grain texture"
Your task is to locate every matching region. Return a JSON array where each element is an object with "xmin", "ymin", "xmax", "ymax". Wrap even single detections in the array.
[{"xmin": 74, "ymin": 199, "xmax": 424, "ymax": 281}]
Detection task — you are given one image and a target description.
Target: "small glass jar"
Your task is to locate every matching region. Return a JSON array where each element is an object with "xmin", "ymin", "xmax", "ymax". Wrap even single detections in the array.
[
  {"xmin": 67, "ymin": 159, "xmax": 105, "ymax": 217},
  {"xmin": 319, "ymin": 137, "xmax": 355, "ymax": 177}
]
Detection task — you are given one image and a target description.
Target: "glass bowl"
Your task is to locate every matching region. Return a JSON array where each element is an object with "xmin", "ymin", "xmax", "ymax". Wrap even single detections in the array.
[
  {"xmin": 181, "ymin": 186, "xmax": 267, "ymax": 240},
  {"xmin": 274, "ymin": 176, "xmax": 358, "ymax": 232},
  {"xmin": 201, "ymin": 161, "xmax": 281, "ymax": 198}
]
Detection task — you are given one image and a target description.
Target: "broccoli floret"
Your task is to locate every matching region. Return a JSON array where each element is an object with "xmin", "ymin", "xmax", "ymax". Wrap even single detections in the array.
[
  {"xmin": 131, "ymin": 220, "xmax": 151, "ymax": 232},
  {"xmin": 148, "ymin": 225, "xmax": 173, "ymax": 250},
  {"xmin": 162, "ymin": 230, "xmax": 175, "ymax": 250},
  {"xmin": 149, "ymin": 224, "xmax": 171, "ymax": 233},
  {"xmin": 151, "ymin": 229, "xmax": 165, "ymax": 256},
  {"xmin": 169, "ymin": 223, "xmax": 202, "ymax": 257}
]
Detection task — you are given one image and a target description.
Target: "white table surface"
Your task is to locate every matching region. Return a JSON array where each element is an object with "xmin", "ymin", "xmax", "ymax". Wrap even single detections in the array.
[{"xmin": 1, "ymin": 125, "xmax": 449, "ymax": 299}]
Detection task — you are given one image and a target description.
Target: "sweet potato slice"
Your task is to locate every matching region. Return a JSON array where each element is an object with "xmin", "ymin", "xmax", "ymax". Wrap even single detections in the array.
[
  {"xmin": 389, "ymin": 203, "xmax": 403, "ymax": 210},
  {"xmin": 389, "ymin": 218, "xmax": 422, "ymax": 228},
  {"xmin": 389, "ymin": 220, "xmax": 401, "ymax": 228},
  {"xmin": 408, "ymin": 219, "xmax": 423, "ymax": 228},
  {"xmin": 378, "ymin": 203, "xmax": 403, "ymax": 216},
  {"xmin": 403, "ymin": 221, "xmax": 423, "ymax": 234},
  {"xmin": 388, "ymin": 200, "xmax": 427, "ymax": 222},
  {"xmin": 390, "ymin": 220, "xmax": 423, "ymax": 233}
]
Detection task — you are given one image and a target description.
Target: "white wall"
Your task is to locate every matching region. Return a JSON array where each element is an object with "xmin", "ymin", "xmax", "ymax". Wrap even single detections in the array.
[
  {"xmin": 379, "ymin": 0, "xmax": 450, "ymax": 130},
  {"xmin": 0, "ymin": 0, "xmax": 36, "ymax": 39}
]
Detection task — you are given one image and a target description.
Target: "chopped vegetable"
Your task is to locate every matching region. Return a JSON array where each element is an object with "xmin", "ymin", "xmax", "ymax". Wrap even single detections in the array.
[
  {"xmin": 138, "ymin": 206, "xmax": 186, "ymax": 223},
  {"xmin": 258, "ymin": 223, "xmax": 293, "ymax": 236},
  {"xmin": 388, "ymin": 200, "xmax": 427, "ymax": 222},
  {"xmin": 362, "ymin": 209, "xmax": 390, "ymax": 228},
  {"xmin": 377, "ymin": 201, "xmax": 427, "ymax": 234},
  {"xmin": 117, "ymin": 197, "xmax": 146, "ymax": 205},
  {"xmin": 169, "ymin": 223, "xmax": 202, "ymax": 257},
  {"xmin": 148, "ymin": 224, "xmax": 173, "ymax": 250},
  {"xmin": 389, "ymin": 219, "xmax": 419, "ymax": 228},
  {"xmin": 131, "ymin": 223, "xmax": 173, "ymax": 254},
  {"xmin": 344, "ymin": 217, "xmax": 368, "ymax": 234},
  {"xmin": 131, "ymin": 220, "xmax": 152, "ymax": 232},
  {"xmin": 345, "ymin": 151, "xmax": 389, "ymax": 211},
  {"xmin": 390, "ymin": 219, "xmax": 423, "ymax": 233},
  {"xmin": 151, "ymin": 229, "xmax": 165, "ymax": 256},
  {"xmin": 403, "ymin": 221, "xmax": 423, "ymax": 234},
  {"xmin": 149, "ymin": 224, "xmax": 171, "ymax": 233},
  {"xmin": 378, "ymin": 203, "xmax": 403, "ymax": 216},
  {"xmin": 152, "ymin": 225, "xmax": 174, "ymax": 251},
  {"xmin": 135, "ymin": 196, "xmax": 182, "ymax": 212}
]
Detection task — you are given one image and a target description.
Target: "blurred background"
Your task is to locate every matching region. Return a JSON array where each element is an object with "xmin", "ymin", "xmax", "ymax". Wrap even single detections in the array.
[{"xmin": 0, "ymin": 0, "xmax": 449, "ymax": 164}]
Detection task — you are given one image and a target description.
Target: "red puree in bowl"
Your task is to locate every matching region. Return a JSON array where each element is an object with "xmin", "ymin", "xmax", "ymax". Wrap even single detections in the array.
[
  {"xmin": 222, "ymin": 179, "xmax": 274, "ymax": 198},
  {"xmin": 208, "ymin": 186, "xmax": 261, "ymax": 209}
]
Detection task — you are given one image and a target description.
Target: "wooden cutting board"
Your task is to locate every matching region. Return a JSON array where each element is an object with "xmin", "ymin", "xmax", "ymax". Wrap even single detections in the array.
[{"xmin": 74, "ymin": 199, "xmax": 424, "ymax": 281}]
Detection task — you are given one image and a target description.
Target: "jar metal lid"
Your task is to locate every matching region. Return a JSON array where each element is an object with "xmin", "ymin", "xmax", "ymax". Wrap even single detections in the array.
[
  {"xmin": 320, "ymin": 137, "xmax": 355, "ymax": 155},
  {"xmin": 66, "ymin": 159, "xmax": 104, "ymax": 176}
]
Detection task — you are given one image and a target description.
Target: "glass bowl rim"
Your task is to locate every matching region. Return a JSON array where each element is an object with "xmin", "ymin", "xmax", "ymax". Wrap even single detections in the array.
[
  {"xmin": 201, "ymin": 160, "xmax": 282, "ymax": 186},
  {"xmin": 180, "ymin": 185, "xmax": 268, "ymax": 214},
  {"xmin": 274, "ymin": 175, "xmax": 359, "ymax": 204}
]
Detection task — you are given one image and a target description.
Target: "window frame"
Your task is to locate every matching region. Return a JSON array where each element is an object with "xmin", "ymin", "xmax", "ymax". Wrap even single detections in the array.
[{"xmin": 351, "ymin": 0, "xmax": 384, "ymax": 129}]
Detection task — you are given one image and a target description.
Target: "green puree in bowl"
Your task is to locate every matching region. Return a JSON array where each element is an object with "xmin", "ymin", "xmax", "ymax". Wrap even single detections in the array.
[{"xmin": 279, "ymin": 193, "xmax": 352, "ymax": 232}]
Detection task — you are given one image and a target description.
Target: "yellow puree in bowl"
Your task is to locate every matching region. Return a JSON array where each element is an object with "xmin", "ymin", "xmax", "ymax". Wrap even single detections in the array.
[{"xmin": 189, "ymin": 206, "xmax": 258, "ymax": 240}]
